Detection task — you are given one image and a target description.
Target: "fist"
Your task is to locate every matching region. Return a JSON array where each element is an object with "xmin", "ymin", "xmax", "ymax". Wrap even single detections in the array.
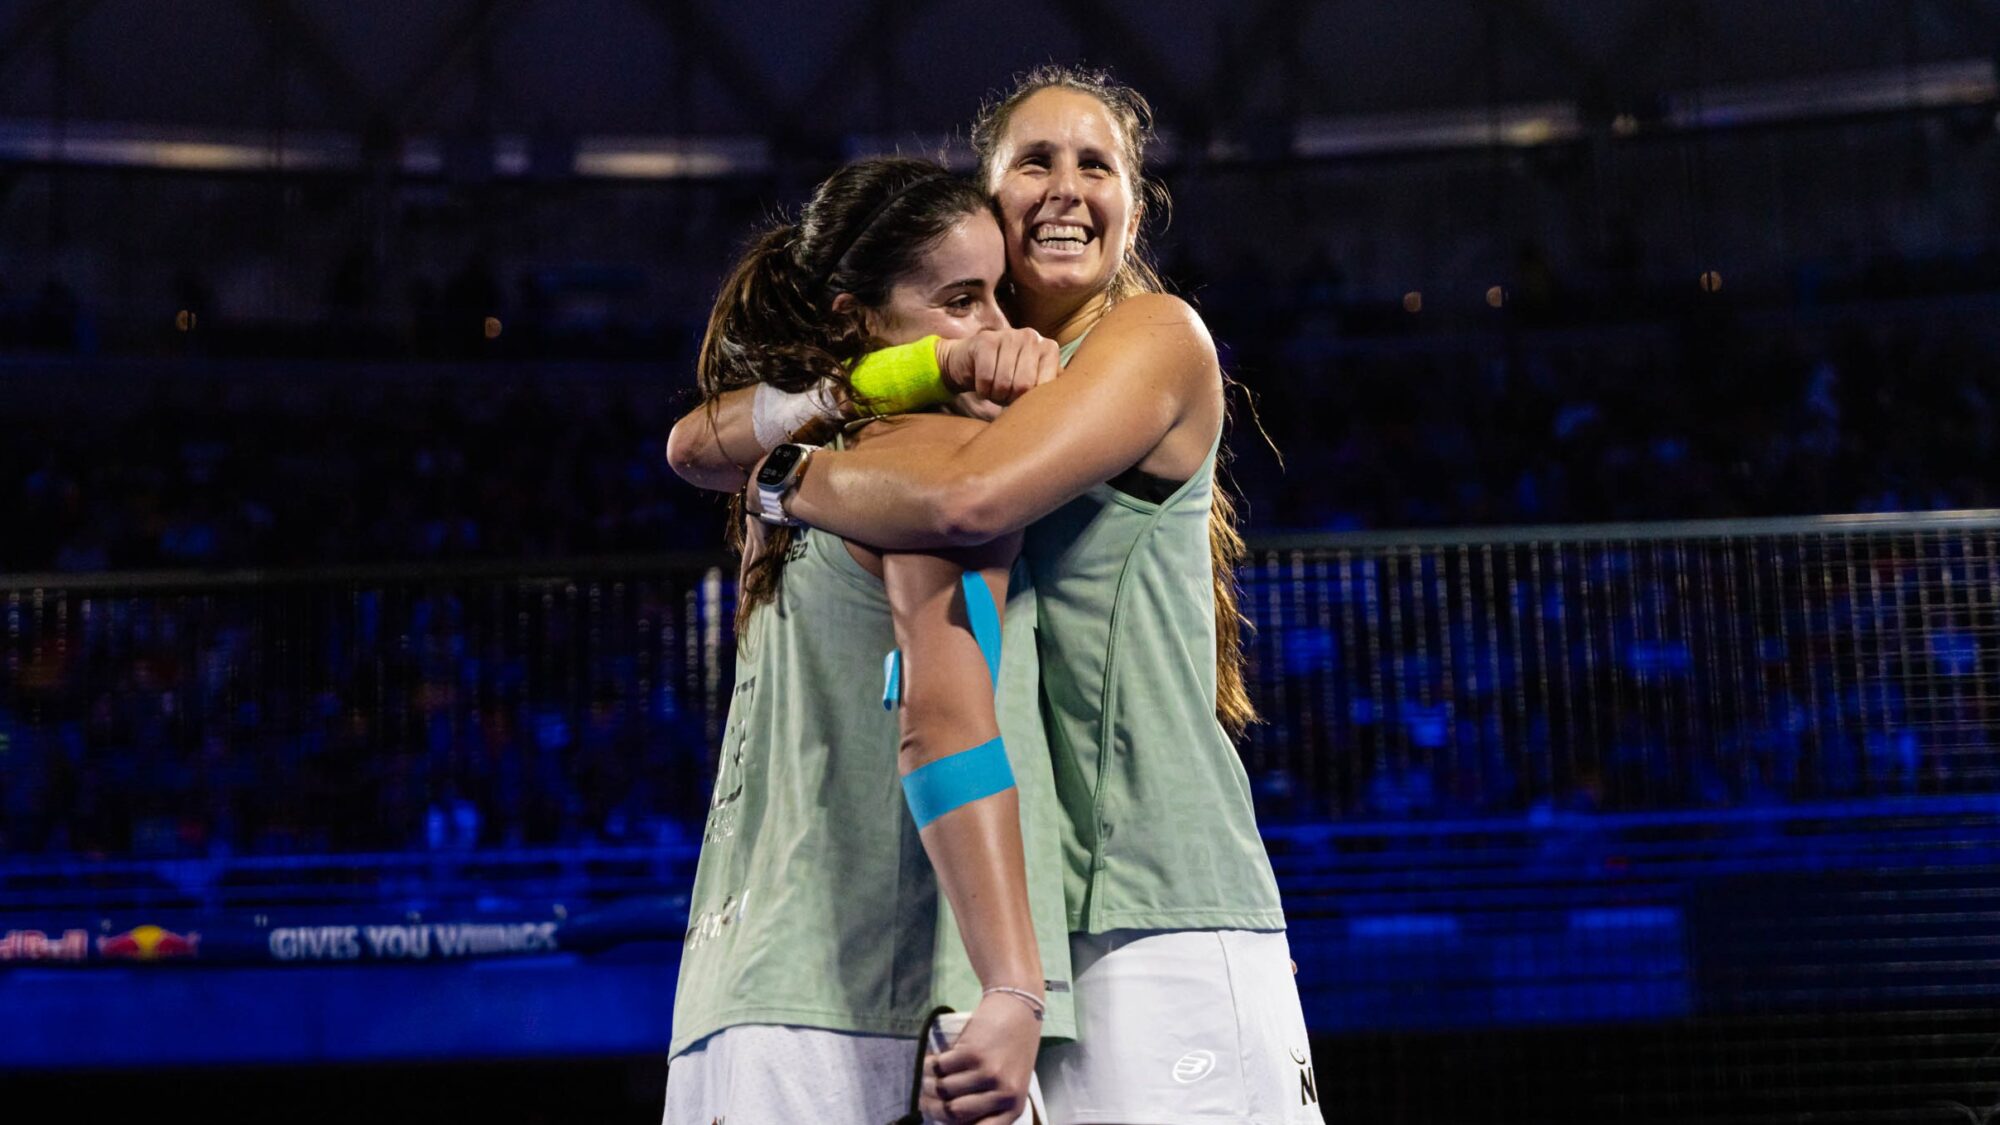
[
  {"xmin": 921, "ymin": 994, "xmax": 1042, "ymax": 1124},
  {"xmin": 937, "ymin": 328, "xmax": 1059, "ymax": 406}
]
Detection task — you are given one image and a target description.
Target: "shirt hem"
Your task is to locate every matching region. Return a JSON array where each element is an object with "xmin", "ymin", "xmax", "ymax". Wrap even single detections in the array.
[
  {"xmin": 671, "ymin": 1003, "xmax": 1077, "ymax": 1059},
  {"xmin": 1075, "ymin": 907, "xmax": 1288, "ymax": 934},
  {"xmin": 670, "ymin": 1005, "xmax": 923, "ymax": 1058}
]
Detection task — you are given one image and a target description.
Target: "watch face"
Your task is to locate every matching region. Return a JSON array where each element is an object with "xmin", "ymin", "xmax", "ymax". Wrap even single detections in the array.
[{"xmin": 757, "ymin": 444, "xmax": 805, "ymax": 488}]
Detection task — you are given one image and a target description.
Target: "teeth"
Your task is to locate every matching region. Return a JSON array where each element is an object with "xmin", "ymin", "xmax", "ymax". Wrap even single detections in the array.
[{"xmin": 1034, "ymin": 223, "xmax": 1088, "ymax": 243}]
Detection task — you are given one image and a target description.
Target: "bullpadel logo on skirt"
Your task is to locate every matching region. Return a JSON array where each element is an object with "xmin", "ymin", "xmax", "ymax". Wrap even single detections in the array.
[{"xmin": 1172, "ymin": 1050, "xmax": 1216, "ymax": 1083}]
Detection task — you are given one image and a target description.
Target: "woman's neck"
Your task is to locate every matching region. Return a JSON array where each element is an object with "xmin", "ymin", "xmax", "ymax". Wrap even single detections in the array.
[{"xmin": 1020, "ymin": 289, "xmax": 1113, "ymax": 346}]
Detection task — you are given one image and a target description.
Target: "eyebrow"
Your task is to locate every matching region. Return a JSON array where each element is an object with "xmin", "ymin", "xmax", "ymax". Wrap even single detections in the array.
[
  {"xmin": 1014, "ymin": 138, "xmax": 1115, "ymax": 163},
  {"xmin": 937, "ymin": 278, "xmax": 987, "ymax": 292}
]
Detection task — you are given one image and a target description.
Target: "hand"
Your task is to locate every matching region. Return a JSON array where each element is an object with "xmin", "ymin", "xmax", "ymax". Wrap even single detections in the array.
[
  {"xmin": 947, "ymin": 391, "xmax": 1006, "ymax": 423},
  {"xmin": 936, "ymin": 328, "xmax": 1059, "ymax": 406},
  {"xmin": 920, "ymin": 991, "xmax": 1042, "ymax": 1125}
]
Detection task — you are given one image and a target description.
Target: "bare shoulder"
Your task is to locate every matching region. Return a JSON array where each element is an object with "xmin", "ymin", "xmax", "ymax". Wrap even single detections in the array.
[
  {"xmin": 1101, "ymin": 291, "xmax": 1207, "ymax": 332},
  {"xmin": 1079, "ymin": 293, "xmax": 1219, "ymax": 384}
]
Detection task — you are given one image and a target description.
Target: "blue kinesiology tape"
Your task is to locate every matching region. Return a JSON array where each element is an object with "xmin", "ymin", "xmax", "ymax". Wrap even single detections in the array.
[
  {"xmin": 882, "ymin": 649, "xmax": 902, "ymax": 710},
  {"xmin": 890, "ymin": 569, "xmax": 1013, "ymax": 827},
  {"xmin": 960, "ymin": 572, "xmax": 1002, "ymax": 688},
  {"xmin": 901, "ymin": 736, "xmax": 1015, "ymax": 829},
  {"xmin": 881, "ymin": 573, "xmax": 999, "ymax": 711}
]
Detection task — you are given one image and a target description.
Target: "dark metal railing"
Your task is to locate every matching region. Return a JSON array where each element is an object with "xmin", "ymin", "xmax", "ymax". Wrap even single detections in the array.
[
  {"xmin": 2, "ymin": 553, "xmax": 736, "ymax": 858},
  {"xmin": 1238, "ymin": 510, "xmax": 2000, "ymax": 818},
  {"xmin": 5, "ymin": 512, "xmax": 2000, "ymax": 862}
]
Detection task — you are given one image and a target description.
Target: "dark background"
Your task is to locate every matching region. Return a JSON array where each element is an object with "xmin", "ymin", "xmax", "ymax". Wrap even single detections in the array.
[{"xmin": 4, "ymin": 2, "xmax": 2000, "ymax": 1121}]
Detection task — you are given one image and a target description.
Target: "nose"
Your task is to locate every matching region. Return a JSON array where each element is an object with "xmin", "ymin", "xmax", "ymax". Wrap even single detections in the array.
[
  {"xmin": 1044, "ymin": 158, "xmax": 1082, "ymax": 205},
  {"xmin": 975, "ymin": 295, "xmax": 1007, "ymax": 331}
]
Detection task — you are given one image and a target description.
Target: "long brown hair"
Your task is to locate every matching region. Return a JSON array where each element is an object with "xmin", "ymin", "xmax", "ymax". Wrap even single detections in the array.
[
  {"xmin": 971, "ymin": 64, "xmax": 1260, "ymax": 735},
  {"xmin": 695, "ymin": 158, "xmax": 992, "ymax": 631}
]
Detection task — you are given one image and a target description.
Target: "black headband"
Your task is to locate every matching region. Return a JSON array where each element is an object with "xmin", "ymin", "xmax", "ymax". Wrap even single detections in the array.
[{"xmin": 816, "ymin": 172, "xmax": 952, "ymax": 292}]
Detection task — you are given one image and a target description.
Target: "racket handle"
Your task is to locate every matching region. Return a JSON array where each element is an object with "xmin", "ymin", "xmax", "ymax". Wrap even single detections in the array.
[
  {"xmin": 927, "ymin": 1011, "xmax": 971, "ymax": 1054},
  {"xmin": 922, "ymin": 1012, "xmax": 1044, "ymax": 1125}
]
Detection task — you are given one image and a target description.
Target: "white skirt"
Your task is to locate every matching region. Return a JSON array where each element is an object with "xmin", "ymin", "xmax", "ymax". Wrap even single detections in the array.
[
  {"xmin": 664, "ymin": 1024, "xmax": 913, "ymax": 1125},
  {"xmin": 665, "ymin": 1018, "xmax": 1048, "ymax": 1125},
  {"xmin": 1037, "ymin": 929, "xmax": 1325, "ymax": 1125}
]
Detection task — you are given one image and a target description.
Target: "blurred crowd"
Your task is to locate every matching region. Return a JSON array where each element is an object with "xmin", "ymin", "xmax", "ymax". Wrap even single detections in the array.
[
  {"xmin": 0, "ymin": 579, "xmax": 717, "ymax": 857},
  {"xmin": 6, "ymin": 522, "xmax": 1984, "ymax": 857},
  {"xmin": 6, "ymin": 292, "xmax": 2000, "ymax": 577},
  {"xmin": 3, "ymin": 373, "xmax": 715, "ymax": 573},
  {"xmin": 6, "ymin": 240, "xmax": 2000, "ymax": 859},
  {"xmin": 1239, "ymin": 540, "xmax": 1984, "ymax": 828},
  {"xmin": 1239, "ymin": 314, "xmax": 1996, "ymax": 531}
]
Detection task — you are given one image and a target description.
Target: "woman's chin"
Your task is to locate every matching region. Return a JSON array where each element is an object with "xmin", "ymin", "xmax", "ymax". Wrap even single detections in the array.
[{"xmin": 1013, "ymin": 259, "xmax": 1111, "ymax": 302}]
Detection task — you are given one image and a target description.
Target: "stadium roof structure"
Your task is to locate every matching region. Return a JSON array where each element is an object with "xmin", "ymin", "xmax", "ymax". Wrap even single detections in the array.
[{"xmin": 0, "ymin": 0, "xmax": 1995, "ymax": 178}]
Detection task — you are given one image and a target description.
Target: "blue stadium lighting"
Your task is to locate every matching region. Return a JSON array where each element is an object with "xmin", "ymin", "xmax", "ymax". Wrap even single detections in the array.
[{"xmin": 1348, "ymin": 915, "xmax": 1461, "ymax": 939}]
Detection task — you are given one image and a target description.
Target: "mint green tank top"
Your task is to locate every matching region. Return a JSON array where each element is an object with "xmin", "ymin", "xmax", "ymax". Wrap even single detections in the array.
[
  {"xmin": 669, "ymin": 528, "xmax": 1076, "ymax": 1056},
  {"xmin": 1024, "ymin": 334, "xmax": 1286, "ymax": 934}
]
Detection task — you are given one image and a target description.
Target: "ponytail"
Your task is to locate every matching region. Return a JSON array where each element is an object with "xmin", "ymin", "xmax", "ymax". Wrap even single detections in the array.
[
  {"xmin": 696, "ymin": 224, "xmax": 861, "ymax": 632},
  {"xmin": 696, "ymin": 224, "xmax": 861, "ymax": 402}
]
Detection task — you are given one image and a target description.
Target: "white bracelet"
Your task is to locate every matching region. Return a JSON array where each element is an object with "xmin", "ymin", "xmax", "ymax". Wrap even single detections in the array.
[
  {"xmin": 982, "ymin": 985, "xmax": 1046, "ymax": 1021},
  {"xmin": 751, "ymin": 380, "xmax": 842, "ymax": 450}
]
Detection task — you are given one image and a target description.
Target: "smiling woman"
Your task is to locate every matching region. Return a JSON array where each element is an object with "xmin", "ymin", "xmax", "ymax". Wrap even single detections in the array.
[
  {"xmin": 771, "ymin": 66, "xmax": 1324, "ymax": 1124},
  {"xmin": 973, "ymin": 81, "xmax": 1165, "ymax": 338}
]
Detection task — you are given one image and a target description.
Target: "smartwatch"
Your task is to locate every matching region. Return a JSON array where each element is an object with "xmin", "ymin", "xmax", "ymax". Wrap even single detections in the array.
[{"xmin": 754, "ymin": 442, "xmax": 819, "ymax": 525}]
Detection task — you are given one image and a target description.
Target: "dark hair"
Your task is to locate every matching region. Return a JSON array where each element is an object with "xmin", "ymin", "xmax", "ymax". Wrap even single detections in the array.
[
  {"xmin": 696, "ymin": 157, "xmax": 993, "ymax": 629},
  {"xmin": 970, "ymin": 63, "xmax": 1171, "ymax": 304},
  {"xmin": 973, "ymin": 65, "xmax": 1258, "ymax": 735}
]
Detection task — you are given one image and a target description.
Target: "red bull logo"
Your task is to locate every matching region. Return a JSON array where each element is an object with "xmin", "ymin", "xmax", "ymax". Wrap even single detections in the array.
[
  {"xmin": 0, "ymin": 929, "xmax": 90, "ymax": 963},
  {"xmin": 97, "ymin": 924, "xmax": 201, "ymax": 961}
]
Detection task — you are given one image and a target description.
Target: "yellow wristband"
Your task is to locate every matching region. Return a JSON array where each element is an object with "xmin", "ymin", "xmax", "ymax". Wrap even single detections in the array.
[{"xmin": 849, "ymin": 335, "xmax": 951, "ymax": 416}]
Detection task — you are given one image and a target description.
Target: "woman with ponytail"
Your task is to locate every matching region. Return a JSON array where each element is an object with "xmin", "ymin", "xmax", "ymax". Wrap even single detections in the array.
[
  {"xmin": 664, "ymin": 156, "xmax": 1072, "ymax": 1125},
  {"xmin": 671, "ymin": 69, "xmax": 1321, "ymax": 1125}
]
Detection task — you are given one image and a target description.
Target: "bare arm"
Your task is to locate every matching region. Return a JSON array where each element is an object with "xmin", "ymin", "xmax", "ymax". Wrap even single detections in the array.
[
  {"xmin": 665, "ymin": 386, "xmax": 762, "ymax": 492},
  {"xmin": 785, "ymin": 293, "xmax": 1223, "ymax": 548},
  {"xmin": 663, "ymin": 329, "xmax": 1060, "ymax": 494},
  {"xmin": 887, "ymin": 540, "xmax": 1041, "ymax": 1123}
]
